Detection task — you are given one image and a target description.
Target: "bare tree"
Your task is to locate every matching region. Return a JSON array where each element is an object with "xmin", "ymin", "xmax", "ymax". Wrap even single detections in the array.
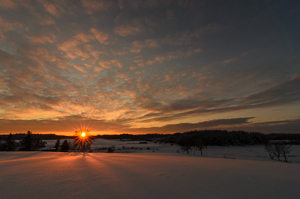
[
  {"xmin": 265, "ymin": 142, "xmax": 292, "ymax": 163},
  {"xmin": 279, "ymin": 144, "xmax": 292, "ymax": 163},
  {"xmin": 194, "ymin": 135, "xmax": 205, "ymax": 156},
  {"xmin": 265, "ymin": 142, "xmax": 274, "ymax": 160},
  {"xmin": 273, "ymin": 144, "xmax": 282, "ymax": 161}
]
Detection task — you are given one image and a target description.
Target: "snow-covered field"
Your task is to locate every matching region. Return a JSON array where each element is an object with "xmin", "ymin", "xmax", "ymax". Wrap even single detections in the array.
[
  {"xmin": 1, "ymin": 139, "xmax": 300, "ymax": 199},
  {"xmin": 46, "ymin": 138, "xmax": 300, "ymax": 163}
]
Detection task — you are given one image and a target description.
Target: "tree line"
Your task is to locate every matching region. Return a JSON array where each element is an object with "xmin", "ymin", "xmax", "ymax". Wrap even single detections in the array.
[
  {"xmin": 0, "ymin": 131, "xmax": 46, "ymax": 151},
  {"xmin": 162, "ymin": 130, "xmax": 268, "ymax": 147}
]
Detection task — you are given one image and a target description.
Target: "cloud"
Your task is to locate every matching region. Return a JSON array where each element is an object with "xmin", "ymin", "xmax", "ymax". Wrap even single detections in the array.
[
  {"xmin": 118, "ymin": 0, "xmax": 173, "ymax": 10},
  {"xmin": 26, "ymin": 34, "xmax": 57, "ymax": 44},
  {"xmin": 124, "ymin": 117, "xmax": 255, "ymax": 134},
  {"xmin": 90, "ymin": 28, "xmax": 111, "ymax": 44},
  {"xmin": 38, "ymin": 16, "xmax": 56, "ymax": 25},
  {"xmin": 37, "ymin": 0, "xmax": 63, "ymax": 16},
  {"xmin": 93, "ymin": 66, "xmax": 102, "ymax": 72},
  {"xmin": 81, "ymin": 0, "xmax": 113, "ymax": 14},
  {"xmin": 0, "ymin": 0, "xmax": 16, "ymax": 8},
  {"xmin": 114, "ymin": 26, "xmax": 141, "ymax": 36},
  {"xmin": 73, "ymin": 64, "xmax": 87, "ymax": 73},
  {"xmin": 98, "ymin": 59, "xmax": 123, "ymax": 69},
  {"xmin": 242, "ymin": 73, "xmax": 300, "ymax": 107},
  {"xmin": 57, "ymin": 33, "xmax": 94, "ymax": 59},
  {"xmin": 227, "ymin": 118, "xmax": 300, "ymax": 134},
  {"xmin": 0, "ymin": 49, "xmax": 17, "ymax": 67},
  {"xmin": 0, "ymin": 116, "xmax": 125, "ymax": 134},
  {"xmin": 0, "ymin": 0, "xmax": 299, "ymax": 135},
  {"xmin": 0, "ymin": 116, "xmax": 255, "ymax": 134},
  {"xmin": 136, "ymin": 72, "xmax": 300, "ymax": 123},
  {"xmin": 154, "ymin": 48, "xmax": 202, "ymax": 63},
  {"xmin": 0, "ymin": 16, "xmax": 23, "ymax": 39},
  {"xmin": 130, "ymin": 39, "xmax": 159, "ymax": 53},
  {"xmin": 222, "ymin": 51, "xmax": 251, "ymax": 64}
]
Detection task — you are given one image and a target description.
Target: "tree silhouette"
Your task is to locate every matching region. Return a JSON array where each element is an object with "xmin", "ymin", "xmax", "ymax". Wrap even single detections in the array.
[
  {"xmin": 20, "ymin": 131, "xmax": 33, "ymax": 151},
  {"xmin": 19, "ymin": 131, "xmax": 46, "ymax": 151},
  {"xmin": 60, "ymin": 140, "xmax": 70, "ymax": 152},
  {"xmin": 265, "ymin": 142, "xmax": 292, "ymax": 162},
  {"xmin": 265, "ymin": 142, "xmax": 274, "ymax": 160},
  {"xmin": 5, "ymin": 133, "xmax": 15, "ymax": 151},
  {"xmin": 178, "ymin": 136, "xmax": 193, "ymax": 154},
  {"xmin": 194, "ymin": 134, "xmax": 205, "ymax": 155},
  {"xmin": 32, "ymin": 139, "xmax": 47, "ymax": 150},
  {"xmin": 54, "ymin": 139, "xmax": 60, "ymax": 151},
  {"xmin": 279, "ymin": 144, "xmax": 292, "ymax": 163}
]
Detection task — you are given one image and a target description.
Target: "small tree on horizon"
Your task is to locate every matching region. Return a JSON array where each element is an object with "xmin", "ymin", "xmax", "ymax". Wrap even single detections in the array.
[
  {"xmin": 178, "ymin": 136, "xmax": 193, "ymax": 154},
  {"xmin": 20, "ymin": 131, "xmax": 33, "ymax": 151},
  {"xmin": 60, "ymin": 140, "xmax": 70, "ymax": 152},
  {"xmin": 265, "ymin": 142, "xmax": 292, "ymax": 163},
  {"xmin": 279, "ymin": 144, "xmax": 292, "ymax": 163},
  {"xmin": 265, "ymin": 142, "xmax": 274, "ymax": 160},
  {"xmin": 194, "ymin": 134, "xmax": 205, "ymax": 156},
  {"xmin": 54, "ymin": 139, "xmax": 60, "ymax": 151},
  {"xmin": 5, "ymin": 133, "xmax": 16, "ymax": 151},
  {"xmin": 19, "ymin": 131, "xmax": 46, "ymax": 151},
  {"xmin": 273, "ymin": 144, "xmax": 282, "ymax": 161}
]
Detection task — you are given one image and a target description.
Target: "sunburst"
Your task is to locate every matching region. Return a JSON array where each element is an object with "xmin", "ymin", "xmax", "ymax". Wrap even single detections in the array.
[{"xmin": 72, "ymin": 129, "xmax": 94, "ymax": 152}]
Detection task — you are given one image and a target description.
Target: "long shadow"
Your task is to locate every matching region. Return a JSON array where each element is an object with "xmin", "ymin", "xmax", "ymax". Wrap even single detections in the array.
[{"xmin": 0, "ymin": 151, "xmax": 42, "ymax": 161}]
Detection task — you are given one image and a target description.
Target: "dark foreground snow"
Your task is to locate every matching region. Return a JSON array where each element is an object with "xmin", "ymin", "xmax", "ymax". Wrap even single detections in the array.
[{"xmin": 1, "ymin": 152, "xmax": 299, "ymax": 199}]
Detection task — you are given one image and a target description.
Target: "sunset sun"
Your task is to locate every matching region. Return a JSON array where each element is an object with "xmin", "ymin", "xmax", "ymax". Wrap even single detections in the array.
[{"xmin": 73, "ymin": 129, "xmax": 94, "ymax": 153}]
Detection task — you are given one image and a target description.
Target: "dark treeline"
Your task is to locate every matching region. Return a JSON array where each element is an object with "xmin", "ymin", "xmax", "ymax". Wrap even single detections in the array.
[
  {"xmin": 97, "ymin": 131, "xmax": 300, "ymax": 145},
  {"xmin": 96, "ymin": 133, "xmax": 168, "ymax": 141},
  {"xmin": 162, "ymin": 130, "xmax": 269, "ymax": 146},
  {"xmin": 0, "ymin": 133, "xmax": 76, "ymax": 140},
  {"xmin": 266, "ymin": 133, "xmax": 300, "ymax": 141},
  {"xmin": 1, "ymin": 131, "xmax": 300, "ymax": 144},
  {"xmin": 1, "ymin": 130, "xmax": 300, "ymax": 152},
  {"xmin": 0, "ymin": 131, "xmax": 47, "ymax": 151}
]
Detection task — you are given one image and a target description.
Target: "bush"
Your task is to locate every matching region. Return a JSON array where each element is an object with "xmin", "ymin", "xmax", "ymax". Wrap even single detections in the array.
[{"xmin": 107, "ymin": 145, "xmax": 115, "ymax": 153}]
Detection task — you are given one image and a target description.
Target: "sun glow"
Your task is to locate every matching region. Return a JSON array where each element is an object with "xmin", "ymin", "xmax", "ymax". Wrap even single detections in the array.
[{"xmin": 73, "ymin": 129, "xmax": 94, "ymax": 152}]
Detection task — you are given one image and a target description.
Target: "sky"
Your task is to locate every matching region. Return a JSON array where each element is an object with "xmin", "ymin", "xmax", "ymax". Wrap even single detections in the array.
[{"xmin": 0, "ymin": 0, "xmax": 300, "ymax": 135}]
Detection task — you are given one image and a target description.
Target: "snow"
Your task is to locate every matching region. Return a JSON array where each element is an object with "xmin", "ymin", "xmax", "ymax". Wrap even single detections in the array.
[
  {"xmin": 1, "ymin": 140, "xmax": 300, "ymax": 199},
  {"xmin": 45, "ymin": 139, "xmax": 300, "ymax": 163}
]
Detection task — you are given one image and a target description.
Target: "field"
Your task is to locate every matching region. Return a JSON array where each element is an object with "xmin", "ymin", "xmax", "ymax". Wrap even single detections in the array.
[{"xmin": 1, "ymin": 139, "xmax": 300, "ymax": 199}]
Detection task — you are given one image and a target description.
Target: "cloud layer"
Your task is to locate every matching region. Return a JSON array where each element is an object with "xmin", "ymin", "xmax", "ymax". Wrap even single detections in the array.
[{"xmin": 0, "ymin": 0, "xmax": 300, "ymax": 134}]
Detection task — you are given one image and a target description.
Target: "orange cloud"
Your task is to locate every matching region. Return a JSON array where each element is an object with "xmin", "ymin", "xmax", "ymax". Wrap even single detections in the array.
[
  {"xmin": 114, "ymin": 26, "xmax": 141, "ymax": 36},
  {"xmin": 73, "ymin": 64, "xmax": 87, "ymax": 73},
  {"xmin": 57, "ymin": 33, "xmax": 94, "ymax": 59},
  {"xmin": 0, "ymin": 0, "xmax": 16, "ymax": 8},
  {"xmin": 39, "ymin": 16, "xmax": 56, "ymax": 25},
  {"xmin": 74, "ymin": 33, "xmax": 94, "ymax": 43},
  {"xmin": 90, "ymin": 28, "xmax": 111, "ymax": 44},
  {"xmin": 98, "ymin": 59, "xmax": 123, "ymax": 69},
  {"xmin": 37, "ymin": 0, "xmax": 62, "ymax": 16},
  {"xmin": 0, "ymin": 16, "xmax": 23, "ymax": 39},
  {"xmin": 93, "ymin": 66, "xmax": 102, "ymax": 72}
]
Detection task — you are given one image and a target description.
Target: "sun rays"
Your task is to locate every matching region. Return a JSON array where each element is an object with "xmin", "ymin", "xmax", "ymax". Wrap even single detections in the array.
[{"xmin": 73, "ymin": 129, "xmax": 94, "ymax": 152}]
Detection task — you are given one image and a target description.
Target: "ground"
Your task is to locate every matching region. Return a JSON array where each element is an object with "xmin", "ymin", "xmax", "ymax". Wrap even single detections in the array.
[{"xmin": 1, "ymin": 145, "xmax": 300, "ymax": 199}]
